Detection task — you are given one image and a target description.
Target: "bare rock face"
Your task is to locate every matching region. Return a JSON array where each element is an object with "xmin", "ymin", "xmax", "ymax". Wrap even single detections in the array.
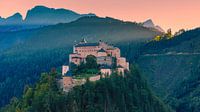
[
  {"xmin": 143, "ymin": 19, "xmax": 155, "ymax": 28},
  {"xmin": 143, "ymin": 19, "xmax": 165, "ymax": 33}
]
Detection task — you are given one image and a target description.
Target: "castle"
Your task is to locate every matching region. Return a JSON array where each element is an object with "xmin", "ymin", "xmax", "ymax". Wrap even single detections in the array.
[
  {"xmin": 63, "ymin": 38, "xmax": 129, "ymax": 75},
  {"xmin": 61, "ymin": 39, "xmax": 129, "ymax": 91}
]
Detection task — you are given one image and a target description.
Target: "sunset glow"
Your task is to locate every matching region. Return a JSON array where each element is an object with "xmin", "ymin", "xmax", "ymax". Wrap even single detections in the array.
[{"xmin": 0, "ymin": 0, "xmax": 200, "ymax": 31}]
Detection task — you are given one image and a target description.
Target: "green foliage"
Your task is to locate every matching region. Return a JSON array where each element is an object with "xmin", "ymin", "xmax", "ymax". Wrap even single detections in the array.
[
  {"xmin": 141, "ymin": 28, "xmax": 200, "ymax": 54},
  {"xmin": 1, "ymin": 66, "xmax": 171, "ymax": 112},
  {"xmin": 1, "ymin": 71, "xmax": 68, "ymax": 112},
  {"xmin": 85, "ymin": 55, "xmax": 98, "ymax": 69},
  {"xmin": 71, "ymin": 55, "xmax": 99, "ymax": 76},
  {"xmin": 166, "ymin": 65, "xmax": 200, "ymax": 112},
  {"xmin": 136, "ymin": 28, "xmax": 200, "ymax": 111}
]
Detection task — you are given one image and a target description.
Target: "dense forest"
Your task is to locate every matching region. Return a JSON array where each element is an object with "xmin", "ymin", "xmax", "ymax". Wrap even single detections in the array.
[
  {"xmin": 136, "ymin": 28, "xmax": 200, "ymax": 111},
  {"xmin": 0, "ymin": 66, "xmax": 171, "ymax": 112},
  {"xmin": 166, "ymin": 65, "xmax": 200, "ymax": 112}
]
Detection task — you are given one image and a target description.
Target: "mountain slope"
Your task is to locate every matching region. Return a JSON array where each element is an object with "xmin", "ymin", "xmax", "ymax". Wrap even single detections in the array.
[
  {"xmin": 0, "ymin": 16, "xmax": 161, "ymax": 52},
  {"xmin": 0, "ymin": 66, "xmax": 171, "ymax": 112},
  {"xmin": 136, "ymin": 28, "xmax": 200, "ymax": 111},
  {"xmin": 0, "ymin": 16, "xmax": 161, "ymax": 107},
  {"xmin": 166, "ymin": 65, "xmax": 200, "ymax": 112}
]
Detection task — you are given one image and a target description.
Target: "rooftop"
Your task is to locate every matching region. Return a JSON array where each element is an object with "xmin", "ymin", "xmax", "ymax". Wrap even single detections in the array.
[
  {"xmin": 75, "ymin": 42, "xmax": 100, "ymax": 47},
  {"xmin": 98, "ymin": 48, "xmax": 106, "ymax": 52}
]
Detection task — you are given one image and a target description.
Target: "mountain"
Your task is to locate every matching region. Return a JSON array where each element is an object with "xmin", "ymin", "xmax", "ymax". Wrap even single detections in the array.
[
  {"xmin": 155, "ymin": 25, "xmax": 165, "ymax": 32},
  {"xmin": 0, "ymin": 66, "xmax": 172, "ymax": 112},
  {"xmin": 0, "ymin": 16, "xmax": 161, "ymax": 107},
  {"xmin": 143, "ymin": 19, "xmax": 165, "ymax": 32},
  {"xmin": 0, "ymin": 6, "xmax": 95, "ymax": 32},
  {"xmin": 24, "ymin": 6, "xmax": 95, "ymax": 25},
  {"xmin": 0, "ymin": 17, "xmax": 4, "ymax": 22},
  {"xmin": 143, "ymin": 19, "xmax": 155, "ymax": 28},
  {"xmin": 136, "ymin": 28, "xmax": 200, "ymax": 111},
  {"xmin": 0, "ymin": 13, "xmax": 23, "ymax": 25}
]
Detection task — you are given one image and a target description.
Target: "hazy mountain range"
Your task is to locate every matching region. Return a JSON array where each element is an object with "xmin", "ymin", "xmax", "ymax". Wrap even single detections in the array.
[
  {"xmin": 0, "ymin": 6, "xmax": 95, "ymax": 32},
  {"xmin": 0, "ymin": 6, "xmax": 166, "ymax": 33},
  {"xmin": 0, "ymin": 6, "xmax": 95, "ymax": 25}
]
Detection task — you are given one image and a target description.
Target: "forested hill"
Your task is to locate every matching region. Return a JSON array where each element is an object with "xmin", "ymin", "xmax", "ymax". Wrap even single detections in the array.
[
  {"xmin": 136, "ymin": 28, "xmax": 200, "ymax": 111},
  {"xmin": 0, "ymin": 66, "xmax": 171, "ymax": 112},
  {"xmin": 141, "ymin": 28, "xmax": 200, "ymax": 54},
  {"xmin": 0, "ymin": 16, "xmax": 161, "ymax": 107},
  {"xmin": 0, "ymin": 16, "xmax": 161, "ymax": 52}
]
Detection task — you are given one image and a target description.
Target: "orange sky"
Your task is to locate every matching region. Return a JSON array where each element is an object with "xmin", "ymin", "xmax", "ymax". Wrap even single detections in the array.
[{"xmin": 0, "ymin": 0, "xmax": 200, "ymax": 32}]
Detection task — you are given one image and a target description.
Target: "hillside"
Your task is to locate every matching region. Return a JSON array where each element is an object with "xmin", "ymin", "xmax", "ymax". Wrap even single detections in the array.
[
  {"xmin": 136, "ymin": 28, "xmax": 200, "ymax": 111},
  {"xmin": 0, "ymin": 66, "xmax": 171, "ymax": 112},
  {"xmin": 0, "ymin": 16, "xmax": 161, "ymax": 52},
  {"xmin": 0, "ymin": 16, "xmax": 161, "ymax": 107}
]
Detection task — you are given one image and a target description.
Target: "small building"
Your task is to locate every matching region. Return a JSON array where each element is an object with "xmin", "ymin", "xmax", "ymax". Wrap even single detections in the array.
[
  {"xmin": 117, "ymin": 57, "xmax": 129, "ymax": 70},
  {"xmin": 62, "ymin": 65, "xmax": 69, "ymax": 76},
  {"xmin": 100, "ymin": 66, "xmax": 112, "ymax": 76},
  {"xmin": 117, "ymin": 65, "xmax": 125, "ymax": 76}
]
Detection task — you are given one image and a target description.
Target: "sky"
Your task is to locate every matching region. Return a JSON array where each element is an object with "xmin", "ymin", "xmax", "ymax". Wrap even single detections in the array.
[{"xmin": 0, "ymin": 0, "xmax": 200, "ymax": 32}]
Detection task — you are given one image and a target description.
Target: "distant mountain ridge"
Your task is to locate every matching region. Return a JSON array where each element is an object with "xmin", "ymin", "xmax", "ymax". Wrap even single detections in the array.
[
  {"xmin": 0, "ymin": 5, "xmax": 95, "ymax": 26},
  {"xmin": 0, "ymin": 13, "xmax": 23, "ymax": 25},
  {"xmin": 142, "ymin": 19, "xmax": 165, "ymax": 32}
]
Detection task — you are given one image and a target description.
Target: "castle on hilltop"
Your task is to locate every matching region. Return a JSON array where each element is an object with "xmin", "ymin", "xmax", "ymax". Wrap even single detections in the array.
[
  {"xmin": 62, "ymin": 38, "xmax": 129, "ymax": 76},
  {"xmin": 61, "ymin": 39, "xmax": 129, "ymax": 91}
]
